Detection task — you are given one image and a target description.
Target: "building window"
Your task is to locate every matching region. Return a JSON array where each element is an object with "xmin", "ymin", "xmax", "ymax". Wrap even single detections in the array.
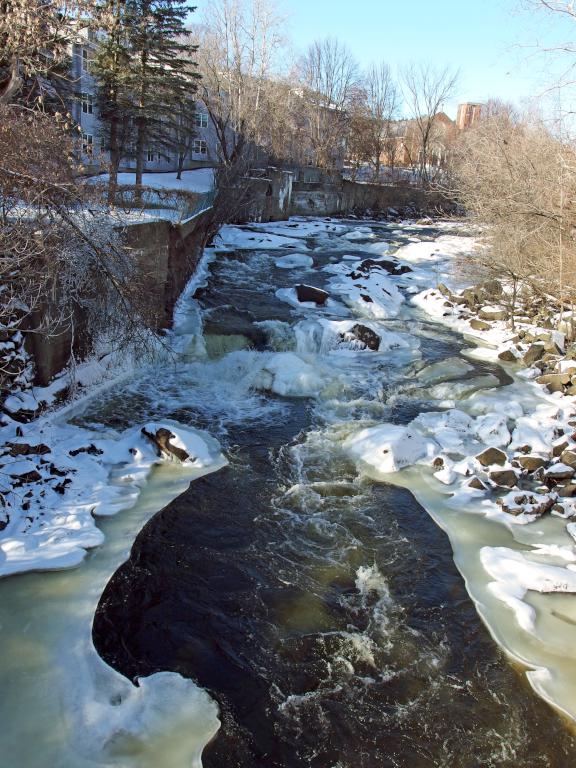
[
  {"xmin": 81, "ymin": 92, "xmax": 94, "ymax": 115},
  {"xmin": 147, "ymin": 149, "xmax": 155, "ymax": 162},
  {"xmin": 82, "ymin": 48, "xmax": 90, "ymax": 72},
  {"xmin": 82, "ymin": 133, "xmax": 93, "ymax": 156},
  {"xmin": 194, "ymin": 112, "xmax": 208, "ymax": 128},
  {"xmin": 192, "ymin": 139, "xmax": 207, "ymax": 155}
]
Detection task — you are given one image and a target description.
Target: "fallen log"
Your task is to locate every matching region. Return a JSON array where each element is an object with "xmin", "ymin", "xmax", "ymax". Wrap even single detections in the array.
[{"xmin": 141, "ymin": 427, "xmax": 192, "ymax": 463}]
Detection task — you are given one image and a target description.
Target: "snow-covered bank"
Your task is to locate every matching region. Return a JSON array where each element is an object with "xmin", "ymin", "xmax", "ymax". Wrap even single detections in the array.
[
  {"xmin": 88, "ymin": 168, "xmax": 215, "ymax": 194},
  {"xmin": 0, "ymin": 246, "xmax": 218, "ymax": 575},
  {"xmin": 324, "ymin": 220, "xmax": 576, "ymax": 720},
  {"xmin": 0, "ymin": 420, "xmax": 222, "ymax": 577}
]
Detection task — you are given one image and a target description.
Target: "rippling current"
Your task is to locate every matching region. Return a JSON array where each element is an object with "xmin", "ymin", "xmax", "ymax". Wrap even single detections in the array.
[
  {"xmin": 85, "ymin": 218, "xmax": 576, "ymax": 766},
  {"xmin": 2, "ymin": 217, "xmax": 575, "ymax": 767}
]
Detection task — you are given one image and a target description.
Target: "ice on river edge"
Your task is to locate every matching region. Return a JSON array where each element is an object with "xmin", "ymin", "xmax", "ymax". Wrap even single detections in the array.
[
  {"xmin": 5, "ymin": 210, "xmax": 576, "ymax": 751},
  {"xmin": 0, "ymin": 421, "xmax": 224, "ymax": 578}
]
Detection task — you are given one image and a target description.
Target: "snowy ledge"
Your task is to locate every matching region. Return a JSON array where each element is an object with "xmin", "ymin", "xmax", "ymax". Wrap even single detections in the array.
[{"xmin": 0, "ymin": 248, "xmax": 221, "ymax": 579}]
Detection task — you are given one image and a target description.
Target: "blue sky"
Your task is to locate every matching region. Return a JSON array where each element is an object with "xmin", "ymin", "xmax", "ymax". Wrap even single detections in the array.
[
  {"xmin": 194, "ymin": 0, "xmax": 576, "ymax": 119},
  {"xmin": 283, "ymin": 0, "xmax": 570, "ymax": 117}
]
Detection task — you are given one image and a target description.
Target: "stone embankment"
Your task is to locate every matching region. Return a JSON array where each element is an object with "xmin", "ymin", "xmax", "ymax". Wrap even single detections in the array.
[{"xmin": 428, "ymin": 277, "xmax": 576, "ymax": 526}]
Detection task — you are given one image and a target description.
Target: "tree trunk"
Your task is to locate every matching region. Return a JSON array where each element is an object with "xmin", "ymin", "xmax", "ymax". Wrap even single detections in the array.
[
  {"xmin": 134, "ymin": 116, "xmax": 146, "ymax": 203},
  {"xmin": 0, "ymin": 58, "xmax": 22, "ymax": 106},
  {"xmin": 108, "ymin": 118, "xmax": 120, "ymax": 205},
  {"xmin": 177, "ymin": 152, "xmax": 185, "ymax": 180}
]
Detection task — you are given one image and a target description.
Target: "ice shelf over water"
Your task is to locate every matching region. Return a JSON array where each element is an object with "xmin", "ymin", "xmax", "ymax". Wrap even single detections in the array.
[{"xmin": 3, "ymin": 213, "xmax": 576, "ymax": 768}]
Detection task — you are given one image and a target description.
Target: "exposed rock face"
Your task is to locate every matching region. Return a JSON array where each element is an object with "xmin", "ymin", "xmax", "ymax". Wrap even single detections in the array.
[
  {"xmin": 476, "ymin": 447, "xmax": 507, "ymax": 467},
  {"xmin": 489, "ymin": 469, "xmax": 519, "ymax": 487},
  {"xmin": 295, "ymin": 284, "xmax": 329, "ymax": 306},
  {"xmin": 343, "ymin": 324, "xmax": 380, "ymax": 351}
]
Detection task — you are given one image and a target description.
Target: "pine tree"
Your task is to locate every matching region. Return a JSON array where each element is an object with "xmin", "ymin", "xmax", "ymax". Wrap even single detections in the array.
[
  {"xmin": 125, "ymin": 0, "xmax": 199, "ymax": 192},
  {"xmin": 91, "ymin": 0, "xmax": 134, "ymax": 203}
]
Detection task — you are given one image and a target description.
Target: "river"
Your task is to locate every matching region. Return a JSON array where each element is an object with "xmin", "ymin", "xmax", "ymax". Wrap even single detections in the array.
[{"xmin": 1, "ymin": 216, "xmax": 575, "ymax": 767}]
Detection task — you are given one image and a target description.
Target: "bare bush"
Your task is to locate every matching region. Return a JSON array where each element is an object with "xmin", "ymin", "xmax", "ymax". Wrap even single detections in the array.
[
  {"xmin": 452, "ymin": 108, "xmax": 576, "ymax": 321},
  {"xmin": 0, "ymin": 106, "xmax": 159, "ymax": 399}
]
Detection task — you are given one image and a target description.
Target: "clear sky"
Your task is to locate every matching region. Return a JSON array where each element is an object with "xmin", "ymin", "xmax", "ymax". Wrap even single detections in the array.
[{"xmin": 193, "ymin": 0, "xmax": 576, "ymax": 119}]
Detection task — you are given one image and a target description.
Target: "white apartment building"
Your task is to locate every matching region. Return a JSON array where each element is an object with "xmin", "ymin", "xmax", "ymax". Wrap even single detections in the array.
[{"xmin": 69, "ymin": 29, "xmax": 220, "ymax": 174}]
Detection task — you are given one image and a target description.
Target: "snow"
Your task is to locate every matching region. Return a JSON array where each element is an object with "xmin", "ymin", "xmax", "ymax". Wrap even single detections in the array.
[
  {"xmin": 0, "ymin": 421, "xmax": 224, "ymax": 578},
  {"xmin": 342, "ymin": 423, "xmax": 438, "ymax": 474},
  {"xmin": 215, "ymin": 225, "xmax": 307, "ymax": 251},
  {"xmin": 254, "ymin": 352, "xmax": 325, "ymax": 397},
  {"xmin": 275, "ymin": 253, "xmax": 314, "ymax": 269},
  {"xmin": 89, "ymin": 168, "xmax": 215, "ymax": 194},
  {"xmin": 481, "ymin": 546, "xmax": 576, "ymax": 631}
]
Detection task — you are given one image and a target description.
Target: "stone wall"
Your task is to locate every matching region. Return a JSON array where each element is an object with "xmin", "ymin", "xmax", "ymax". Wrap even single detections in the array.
[
  {"xmin": 27, "ymin": 209, "xmax": 215, "ymax": 386},
  {"xmin": 290, "ymin": 176, "xmax": 452, "ymax": 217},
  {"xmin": 24, "ymin": 167, "xmax": 451, "ymax": 388}
]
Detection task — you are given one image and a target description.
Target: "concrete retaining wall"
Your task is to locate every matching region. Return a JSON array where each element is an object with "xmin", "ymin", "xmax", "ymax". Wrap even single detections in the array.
[
  {"xmin": 24, "ymin": 167, "xmax": 451, "ymax": 388},
  {"xmin": 27, "ymin": 210, "xmax": 215, "ymax": 386},
  {"xmin": 290, "ymin": 175, "xmax": 452, "ymax": 217}
]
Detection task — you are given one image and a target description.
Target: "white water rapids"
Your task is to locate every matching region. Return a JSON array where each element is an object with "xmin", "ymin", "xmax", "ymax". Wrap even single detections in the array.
[{"xmin": 1, "ymin": 216, "xmax": 576, "ymax": 766}]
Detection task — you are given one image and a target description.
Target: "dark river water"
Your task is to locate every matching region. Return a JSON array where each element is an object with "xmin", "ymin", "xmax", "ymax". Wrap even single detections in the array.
[{"xmin": 81, "ymin": 218, "xmax": 576, "ymax": 767}]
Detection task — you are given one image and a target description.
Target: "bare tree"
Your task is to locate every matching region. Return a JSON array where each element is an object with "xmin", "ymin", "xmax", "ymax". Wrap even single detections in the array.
[
  {"xmin": 451, "ymin": 106, "xmax": 576, "ymax": 325},
  {"xmin": 194, "ymin": 0, "xmax": 286, "ymax": 165},
  {"xmin": 402, "ymin": 62, "xmax": 459, "ymax": 185},
  {"xmin": 0, "ymin": 0, "xmax": 84, "ymax": 106},
  {"xmin": 0, "ymin": 105, "xmax": 160, "ymax": 401},
  {"xmin": 298, "ymin": 37, "xmax": 359, "ymax": 169},
  {"xmin": 363, "ymin": 62, "xmax": 399, "ymax": 182}
]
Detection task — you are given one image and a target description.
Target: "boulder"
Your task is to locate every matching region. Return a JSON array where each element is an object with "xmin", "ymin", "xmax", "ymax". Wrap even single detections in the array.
[
  {"xmin": 479, "ymin": 279, "xmax": 503, "ymax": 298},
  {"xmin": 558, "ymin": 484, "xmax": 576, "ymax": 497},
  {"xmin": 468, "ymin": 476, "xmax": 488, "ymax": 491},
  {"xmin": 478, "ymin": 306, "xmax": 507, "ymax": 321},
  {"xmin": 544, "ymin": 463, "xmax": 575, "ymax": 482},
  {"xmin": 6, "ymin": 442, "xmax": 50, "ymax": 457},
  {"xmin": 437, "ymin": 283, "xmax": 452, "ymax": 298},
  {"xmin": 295, "ymin": 284, "xmax": 329, "ymax": 306},
  {"xmin": 523, "ymin": 344, "xmax": 545, "ymax": 365},
  {"xmin": 560, "ymin": 450, "xmax": 576, "ymax": 468},
  {"xmin": 357, "ymin": 258, "xmax": 411, "ymax": 275},
  {"xmin": 470, "ymin": 318, "xmax": 491, "ymax": 332},
  {"xmin": 489, "ymin": 469, "xmax": 519, "ymax": 487},
  {"xmin": 497, "ymin": 492, "xmax": 555, "ymax": 517},
  {"xmin": 461, "ymin": 288, "xmax": 479, "ymax": 308},
  {"xmin": 498, "ymin": 348, "xmax": 518, "ymax": 362},
  {"xmin": 475, "ymin": 446, "xmax": 507, "ymax": 467},
  {"xmin": 536, "ymin": 373, "xmax": 570, "ymax": 393},
  {"xmin": 344, "ymin": 324, "xmax": 380, "ymax": 351},
  {"xmin": 553, "ymin": 439, "xmax": 570, "ymax": 457},
  {"xmin": 141, "ymin": 427, "xmax": 191, "ymax": 463},
  {"xmin": 516, "ymin": 455, "xmax": 548, "ymax": 472}
]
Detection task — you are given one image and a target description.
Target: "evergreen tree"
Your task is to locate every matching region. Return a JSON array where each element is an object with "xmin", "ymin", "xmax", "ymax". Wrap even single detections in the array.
[
  {"xmin": 91, "ymin": 0, "xmax": 134, "ymax": 203},
  {"xmin": 125, "ymin": 0, "xmax": 199, "ymax": 192}
]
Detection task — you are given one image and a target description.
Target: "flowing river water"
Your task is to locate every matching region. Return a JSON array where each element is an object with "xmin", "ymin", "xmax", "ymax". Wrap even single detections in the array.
[{"xmin": 1, "ymin": 216, "xmax": 576, "ymax": 767}]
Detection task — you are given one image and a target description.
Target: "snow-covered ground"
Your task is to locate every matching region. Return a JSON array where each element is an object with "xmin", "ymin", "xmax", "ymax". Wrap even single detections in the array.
[{"xmin": 88, "ymin": 168, "xmax": 216, "ymax": 193}]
